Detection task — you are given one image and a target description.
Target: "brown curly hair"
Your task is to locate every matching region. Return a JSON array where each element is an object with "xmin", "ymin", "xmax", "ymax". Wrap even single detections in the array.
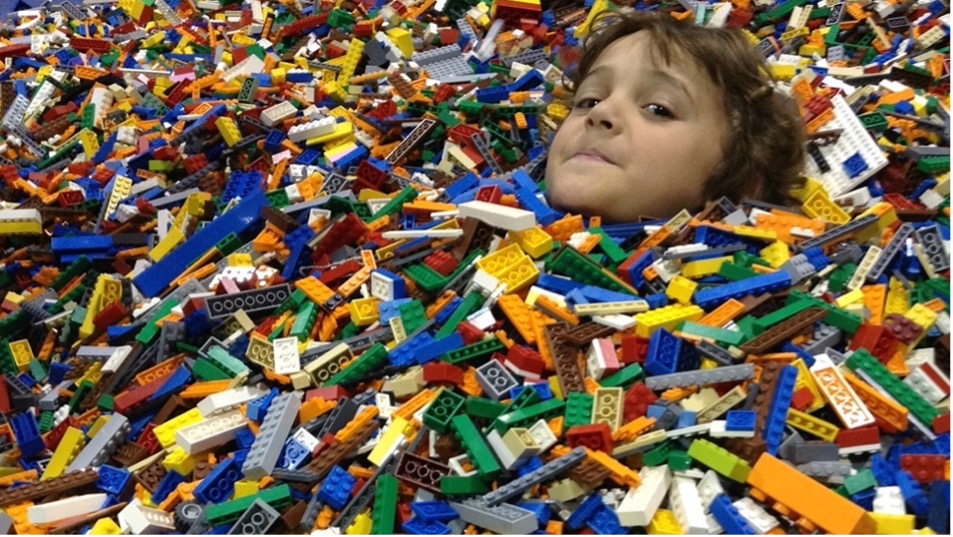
[{"xmin": 562, "ymin": 9, "xmax": 806, "ymax": 207}]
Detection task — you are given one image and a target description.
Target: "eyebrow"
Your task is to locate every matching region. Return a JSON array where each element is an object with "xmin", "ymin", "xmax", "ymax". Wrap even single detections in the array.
[{"xmin": 584, "ymin": 64, "xmax": 695, "ymax": 105}]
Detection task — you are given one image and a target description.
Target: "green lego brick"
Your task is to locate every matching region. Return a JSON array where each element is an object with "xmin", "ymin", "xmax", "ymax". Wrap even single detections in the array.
[
  {"xmin": 68, "ymin": 379, "xmax": 93, "ymax": 414},
  {"xmin": 786, "ymin": 291, "xmax": 862, "ymax": 333},
  {"xmin": 440, "ymin": 336, "xmax": 504, "ymax": 366},
  {"xmin": 492, "ymin": 398, "xmax": 565, "ymax": 434},
  {"xmin": 440, "ymin": 474, "xmax": 490, "ymax": 496},
  {"xmin": 508, "ymin": 385, "xmax": 541, "ymax": 411},
  {"xmin": 667, "ymin": 450, "xmax": 692, "ymax": 472},
  {"xmin": 325, "ymin": 343, "xmax": 388, "ymax": 386},
  {"xmin": 192, "ymin": 358, "xmax": 232, "ymax": 381},
  {"xmin": 716, "ymin": 262, "xmax": 759, "ymax": 282},
  {"xmin": 564, "ymin": 392, "xmax": 593, "ymax": 429},
  {"xmin": 590, "ymin": 227, "xmax": 629, "ymax": 265},
  {"xmin": 643, "ymin": 440, "xmax": 674, "ymax": 467},
  {"xmin": 398, "ymin": 300, "xmax": 427, "ymax": 334},
  {"xmin": 686, "ymin": 439, "xmax": 751, "ymax": 482},
  {"xmin": 423, "ymin": 388, "xmax": 466, "ymax": 434},
  {"xmin": 545, "ymin": 246, "xmax": 634, "ymax": 294},
  {"xmin": 435, "ymin": 291, "xmax": 484, "ymax": 339},
  {"xmin": 450, "ymin": 414, "xmax": 501, "ymax": 481},
  {"xmin": 751, "ymin": 299, "xmax": 815, "ymax": 335},
  {"xmin": 599, "ymin": 363, "xmax": 644, "ymax": 389},
  {"xmin": 289, "ymin": 301, "xmax": 317, "ymax": 341},
  {"xmin": 370, "ymin": 474, "xmax": 399, "ymax": 535},
  {"xmin": 677, "ymin": 322, "xmax": 746, "ymax": 346},
  {"xmin": 369, "ymin": 186, "xmax": 417, "ymax": 223},
  {"xmin": 465, "ymin": 397, "xmax": 508, "ymax": 420},
  {"xmin": 844, "ymin": 350, "xmax": 939, "ymax": 426},
  {"xmin": 844, "ymin": 468, "xmax": 876, "ymax": 496},
  {"xmin": 205, "ymin": 484, "xmax": 293, "ymax": 526}
]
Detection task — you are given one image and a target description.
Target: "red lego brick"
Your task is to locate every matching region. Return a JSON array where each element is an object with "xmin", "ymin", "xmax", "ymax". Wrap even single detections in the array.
[
  {"xmin": 790, "ymin": 387, "xmax": 815, "ymax": 411},
  {"xmin": 849, "ymin": 324, "xmax": 898, "ymax": 363},
  {"xmin": 566, "ymin": 423, "xmax": 613, "ymax": 453},
  {"xmin": 835, "ymin": 426, "xmax": 880, "ymax": 450},
  {"xmin": 899, "ymin": 454, "xmax": 947, "ymax": 484},
  {"xmin": 623, "ymin": 382, "xmax": 657, "ymax": 423},
  {"xmin": 504, "ymin": 345, "xmax": 545, "ymax": 377},
  {"xmin": 424, "ymin": 251, "xmax": 457, "ymax": 277},
  {"xmin": 456, "ymin": 322, "xmax": 484, "ymax": 346},
  {"xmin": 422, "ymin": 363, "xmax": 465, "ymax": 385},
  {"xmin": 620, "ymin": 335, "xmax": 648, "ymax": 364}
]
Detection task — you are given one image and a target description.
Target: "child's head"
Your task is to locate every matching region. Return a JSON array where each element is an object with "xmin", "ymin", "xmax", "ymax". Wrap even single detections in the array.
[{"xmin": 544, "ymin": 10, "xmax": 806, "ymax": 221}]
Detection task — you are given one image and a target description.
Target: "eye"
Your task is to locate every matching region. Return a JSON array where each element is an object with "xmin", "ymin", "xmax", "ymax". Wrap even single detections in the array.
[
  {"xmin": 644, "ymin": 103, "xmax": 675, "ymax": 118},
  {"xmin": 573, "ymin": 97, "xmax": 601, "ymax": 110}
]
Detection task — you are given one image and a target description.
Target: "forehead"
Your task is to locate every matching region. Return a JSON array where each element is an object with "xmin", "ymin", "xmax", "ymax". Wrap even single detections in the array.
[{"xmin": 588, "ymin": 32, "xmax": 709, "ymax": 83}]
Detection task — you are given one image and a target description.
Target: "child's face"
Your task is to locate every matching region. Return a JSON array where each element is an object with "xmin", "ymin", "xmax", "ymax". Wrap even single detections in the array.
[{"xmin": 545, "ymin": 32, "xmax": 730, "ymax": 221}]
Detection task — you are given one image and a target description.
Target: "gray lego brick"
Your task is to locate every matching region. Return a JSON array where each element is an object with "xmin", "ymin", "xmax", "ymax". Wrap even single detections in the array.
[
  {"xmin": 450, "ymin": 499, "xmax": 538, "ymax": 535},
  {"xmin": 242, "ymin": 391, "xmax": 302, "ymax": 480},
  {"xmin": 65, "ymin": 413, "xmax": 130, "ymax": 472},
  {"xmin": 475, "ymin": 360, "xmax": 519, "ymax": 400},
  {"xmin": 228, "ymin": 499, "xmax": 280, "ymax": 534},
  {"xmin": 480, "ymin": 447, "xmax": 586, "ymax": 506},
  {"xmin": 644, "ymin": 364, "xmax": 755, "ymax": 391}
]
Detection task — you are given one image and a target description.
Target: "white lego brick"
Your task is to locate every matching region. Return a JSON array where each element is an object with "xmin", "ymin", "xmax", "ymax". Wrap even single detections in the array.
[
  {"xmin": 292, "ymin": 427, "xmax": 320, "ymax": 452},
  {"xmin": 273, "ymin": 337, "xmax": 301, "ymax": 375},
  {"xmin": 175, "ymin": 409, "xmax": 247, "ymax": 455},
  {"xmin": 618, "ymin": 465, "xmax": 671, "ymax": 527},
  {"xmin": 288, "ymin": 117, "xmax": 336, "ymax": 142},
  {"xmin": 526, "ymin": 419, "xmax": 557, "ymax": 453},
  {"xmin": 696, "ymin": 470, "xmax": 726, "ymax": 512},
  {"xmin": 458, "ymin": 200, "xmax": 536, "ymax": 231},
  {"xmin": 197, "ymin": 386, "xmax": 268, "ymax": 416},
  {"xmin": 592, "ymin": 314, "xmax": 637, "ymax": 331},
  {"xmin": 732, "ymin": 497, "xmax": 780, "ymax": 533},
  {"xmin": 381, "ymin": 229, "xmax": 464, "ymax": 240},
  {"xmin": 669, "ymin": 475, "xmax": 709, "ymax": 534},
  {"xmin": 28, "ymin": 493, "xmax": 107, "ymax": 524},
  {"xmin": 873, "ymin": 486, "xmax": 906, "ymax": 515},
  {"xmin": 261, "ymin": 101, "xmax": 298, "ymax": 127},
  {"xmin": 485, "ymin": 429, "xmax": 520, "ymax": 470},
  {"xmin": 118, "ymin": 501, "xmax": 176, "ymax": 534},
  {"xmin": 708, "ymin": 420, "xmax": 756, "ymax": 438}
]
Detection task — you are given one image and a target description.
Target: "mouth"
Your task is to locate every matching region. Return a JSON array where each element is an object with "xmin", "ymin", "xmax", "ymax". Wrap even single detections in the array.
[{"xmin": 569, "ymin": 149, "xmax": 615, "ymax": 165}]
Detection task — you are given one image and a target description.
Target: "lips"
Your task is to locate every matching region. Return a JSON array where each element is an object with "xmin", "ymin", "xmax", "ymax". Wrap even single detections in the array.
[{"xmin": 570, "ymin": 148, "xmax": 615, "ymax": 165}]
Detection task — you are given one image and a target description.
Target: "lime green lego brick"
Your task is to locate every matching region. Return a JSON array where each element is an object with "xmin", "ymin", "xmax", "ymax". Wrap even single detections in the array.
[
  {"xmin": 564, "ymin": 392, "xmax": 593, "ymax": 429},
  {"xmin": 599, "ymin": 363, "xmax": 643, "ymax": 389},
  {"xmin": 450, "ymin": 414, "xmax": 502, "ymax": 481},
  {"xmin": 465, "ymin": 396, "xmax": 508, "ymax": 420},
  {"xmin": 205, "ymin": 484, "xmax": 293, "ymax": 526},
  {"xmin": 678, "ymin": 322, "xmax": 746, "ymax": 347},
  {"xmin": 845, "ymin": 350, "xmax": 939, "ymax": 426},
  {"xmin": 370, "ymin": 474, "xmax": 399, "ymax": 535},
  {"xmin": 687, "ymin": 438, "xmax": 751, "ymax": 482}
]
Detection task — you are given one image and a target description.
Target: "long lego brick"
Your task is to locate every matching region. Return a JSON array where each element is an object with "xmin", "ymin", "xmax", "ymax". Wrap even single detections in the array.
[
  {"xmin": 746, "ymin": 453, "xmax": 876, "ymax": 534},
  {"xmin": 481, "ymin": 447, "xmax": 586, "ymax": 506},
  {"xmin": 65, "ymin": 413, "xmax": 130, "ymax": 472},
  {"xmin": 242, "ymin": 392, "xmax": 302, "ymax": 480},
  {"xmin": 133, "ymin": 191, "xmax": 267, "ymax": 297},
  {"xmin": 644, "ymin": 364, "xmax": 755, "ymax": 391},
  {"xmin": 845, "ymin": 350, "xmax": 939, "ymax": 427},
  {"xmin": 0, "ymin": 469, "xmax": 99, "ymax": 507}
]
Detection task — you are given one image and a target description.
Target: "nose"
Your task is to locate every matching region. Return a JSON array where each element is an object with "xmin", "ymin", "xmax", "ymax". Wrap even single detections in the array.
[{"xmin": 585, "ymin": 99, "xmax": 620, "ymax": 134}]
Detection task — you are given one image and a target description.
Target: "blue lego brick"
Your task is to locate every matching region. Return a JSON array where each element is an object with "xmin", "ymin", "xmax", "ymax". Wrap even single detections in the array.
[
  {"xmin": 388, "ymin": 332, "xmax": 435, "ymax": 367},
  {"xmin": 318, "ymin": 466, "xmax": 356, "ymax": 511},
  {"xmin": 279, "ymin": 438, "xmax": 310, "ymax": 470},
  {"xmin": 587, "ymin": 505, "xmax": 623, "ymax": 535},
  {"xmin": 133, "ymin": 191, "xmax": 268, "ymax": 297},
  {"xmin": 10, "ymin": 413, "xmax": 44, "ymax": 459},
  {"xmin": 763, "ymin": 365, "xmax": 797, "ymax": 455},
  {"xmin": 417, "ymin": 332, "xmax": 464, "ymax": 364},
  {"xmin": 676, "ymin": 411, "xmax": 697, "ymax": 429},
  {"xmin": 780, "ymin": 342, "xmax": 816, "ymax": 367},
  {"xmin": 235, "ymin": 428, "xmax": 256, "ymax": 450},
  {"xmin": 48, "ymin": 362, "xmax": 70, "ymax": 386},
  {"xmin": 372, "ymin": 269, "xmax": 407, "ymax": 300},
  {"xmin": 644, "ymin": 329, "xmax": 681, "ymax": 377},
  {"xmin": 566, "ymin": 493, "xmax": 603, "ymax": 530},
  {"xmin": 513, "ymin": 186, "xmax": 559, "ymax": 226},
  {"xmin": 516, "ymin": 501, "xmax": 549, "ymax": 527},
  {"xmin": 433, "ymin": 297, "xmax": 462, "ymax": 326},
  {"xmin": 247, "ymin": 388, "xmax": 279, "ymax": 423},
  {"xmin": 870, "ymin": 454, "xmax": 896, "ymax": 486},
  {"xmin": 475, "ymin": 85, "xmax": 509, "ymax": 103},
  {"xmin": 516, "ymin": 456, "xmax": 543, "ymax": 478},
  {"xmin": 509, "ymin": 69, "xmax": 544, "ymax": 92},
  {"xmin": 96, "ymin": 465, "xmax": 132, "ymax": 496},
  {"xmin": 51, "ymin": 235, "xmax": 114, "ymax": 255},
  {"xmin": 148, "ymin": 366, "xmax": 192, "ymax": 402},
  {"xmin": 194, "ymin": 457, "xmax": 242, "ymax": 504},
  {"xmin": 693, "ymin": 271, "xmax": 792, "ymax": 310},
  {"xmin": 644, "ymin": 293, "xmax": 668, "ymax": 309},
  {"xmin": 151, "ymin": 471, "xmax": 184, "ymax": 505},
  {"xmin": 402, "ymin": 517, "xmax": 451, "ymax": 535},
  {"xmin": 535, "ymin": 274, "xmax": 587, "ymax": 296},
  {"xmin": 378, "ymin": 298, "xmax": 414, "ymax": 324},
  {"xmin": 927, "ymin": 481, "xmax": 950, "ymax": 534},
  {"xmin": 411, "ymin": 501, "xmax": 459, "ymax": 522},
  {"xmin": 842, "ymin": 152, "xmax": 869, "ymax": 178},
  {"xmin": 509, "ymin": 382, "xmax": 553, "ymax": 403},
  {"xmin": 725, "ymin": 410, "xmax": 757, "ymax": 432},
  {"xmin": 510, "ymin": 170, "xmax": 538, "ymax": 193},
  {"xmin": 578, "ymin": 285, "xmax": 638, "ymax": 303},
  {"xmin": 850, "ymin": 488, "xmax": 875, "ymax": 510},
  {"xmin": 896, "ymin": 470, "xmax": 929, "ymax": 517},
  {"xmin": 710, "ymin": 495, "xmax": 756, "ymax": 534}
]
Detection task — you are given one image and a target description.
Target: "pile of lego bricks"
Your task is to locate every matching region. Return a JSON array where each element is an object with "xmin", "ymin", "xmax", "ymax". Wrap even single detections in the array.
[{"xmin": 0, "ymin": 0, "xmax": 949, "ymax": 534}]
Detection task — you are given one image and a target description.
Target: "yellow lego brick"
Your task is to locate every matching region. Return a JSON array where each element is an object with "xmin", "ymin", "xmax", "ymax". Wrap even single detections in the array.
[
  {"xmin": 148, "ymin": 226, "xmax": 186, "ymax": 262},
  {"xmin": 233, "ymin": 480, "xmax": 259, "ymax": 499},
  {"xmin": 870, "ymin": 513, "xmax": 915, "ymax": 534},
  {"xmin": 732, "ymin": 225, "xmax": 778, "ymax": 242},
  {"xmin": 8, "ymin": 339, "xmax": 33, "ymax": 373},
  {"xmin": 368, "ymin": 416, "xmax": 410, "ymax": 466},
  {"xmin": 760, "ymin": 241, "xmax": 790, "ymax": 268},
  {"xmin": 786, "ymin": 407, "xmax": 839, "ymax": 441},
  {"xmin": 87, "ymin": 415, "xmax": 110, "ymax": 439},
  {"xmin": 477, "ymin": 243, "xmax": 526, "ymax": 276},
  {"xmin": 306, "ymin": 120, "xmax": 352, "ymax": 145},
  {"xmin": 885, "ymin": 277, "xmax": 909, "ymax": 317},
  {"xmin": 904, "ymin": 303, "xmax": 937, "ymax": 346},
  {"xmin": 681, "ymin": 256, "xmax": 730, "ymax": 279},
  {"xmin": 802, "ymin": 190, "xmax": 850, "ymax": 224},
  {"xmin": 648, "ymin": 509, "xmax": 683, "ymax": 535},
  {"xmin": 496, "ymin": 254, "xmax": 539, "ymax": 294},
  {"xmin": 791, "ymin": 359, "xmax": 825, "ymax": 413},
  {"xmin": 162, "ymin": 446, "xmax": 196, "ymax": 476},
  {"xmin": 215, "ymin": 116, "xmax": 242, "ymax": 147},
  {"xmin": 89, "ymin": 517, "xmax": 123, "ymax": 535},
  {"xmin": 153, "ymin": 408, "xmax": 203, "ymax": 449},
  {"xmin": 104, "ymin": 175, "xmax": 133, "ymax": 219},
  {"xmin": 665, "ymin": 275, "xmax": 697, "ymax": 305},
  {"xmin": 348, "ymin": 297, "xmax": 380, "ymax": 327},
  {"xmin": 836, "ymin": 289, "xmax": 865, "ymax": 308},
  {"xmin": 78, "ymin": 129, "xmax": 100, "ymax": 159},
  {"xmin": 633, "ymin": 304, "xmax": 704, "ymax": 338},
  {"xmin": 573, "ymin": 0, "xmax": 608, "ymax": 39},
  {"xmin": 226, "ymin": 253, "xmax": 254, "ymax": 267},
  {"xmin": 509, "ymin": 227, "xmax": 553, "ymax": 259},
  {"xmin": 346, "ymin": 512, "xmax": 373, "ymax": 535},
  {"xmin": 42, "ymin": 427, "xmax": 85, "ymax": 480}
]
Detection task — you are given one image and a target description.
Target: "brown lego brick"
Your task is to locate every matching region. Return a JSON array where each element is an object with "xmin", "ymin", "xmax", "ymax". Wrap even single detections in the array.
[
  {"xmin": 0, "ymin": 469, "xmax": 99, "ymax": 507},
  {"xmin": 740, "ymin": 308, "xmax": 828, "ymax": 354}
]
